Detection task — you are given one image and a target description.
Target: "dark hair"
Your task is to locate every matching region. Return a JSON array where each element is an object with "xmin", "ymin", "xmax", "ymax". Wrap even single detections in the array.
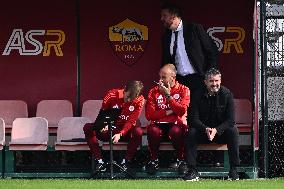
[
  {"xmin": 205, "ymin": 68, "xmax": 221, "ymax": 80},
  {"xmin": 124, "ymin": 80, "xmax": 144, "ymax": 100},
  {"xmin": 161, "ymin": 3, "xmax": 182, "ymax": 18}
]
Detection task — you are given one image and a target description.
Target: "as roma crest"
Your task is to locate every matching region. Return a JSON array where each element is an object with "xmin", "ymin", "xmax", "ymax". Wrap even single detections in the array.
[{"xmin": 109, "ymin": 18, "xmax": 148, "ymax": 66}]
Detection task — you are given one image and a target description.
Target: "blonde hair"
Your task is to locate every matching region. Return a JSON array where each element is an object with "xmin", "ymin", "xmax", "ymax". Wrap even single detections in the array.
[{"xmin": 125, "ymin": 80, "xmax": 144, "ymax": 100}]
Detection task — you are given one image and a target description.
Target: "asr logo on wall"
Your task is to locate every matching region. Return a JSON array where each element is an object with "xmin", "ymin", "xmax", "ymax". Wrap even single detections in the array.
[
  {"xmin": 2, "ymin": 29, "xmax": 65, "ymax": 56},
  {"xmin": 109, "ymin": 18, "xmax": 148, "ymax": 66},
  {"xmin": 207, "ymin": 26, "xmax": 245, "ymax": 54}
]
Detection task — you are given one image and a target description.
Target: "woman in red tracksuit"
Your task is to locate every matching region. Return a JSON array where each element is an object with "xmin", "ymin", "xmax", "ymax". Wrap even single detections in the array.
[{"xmin": 83, "ymin": 81, "xmax": 144, "ymax": 175}]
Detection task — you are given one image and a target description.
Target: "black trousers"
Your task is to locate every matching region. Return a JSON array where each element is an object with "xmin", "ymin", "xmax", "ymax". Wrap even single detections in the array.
[
  {"xmin": 185, "ymin": 127, "xmax": 240, "ymax": 168},
  {"xmin": 176, "ymin": 74, "xmax": 204, "ymax": 124},
  {"xmin": 176, "ymin": 74, "xmax": 204, "ymax": 95}
]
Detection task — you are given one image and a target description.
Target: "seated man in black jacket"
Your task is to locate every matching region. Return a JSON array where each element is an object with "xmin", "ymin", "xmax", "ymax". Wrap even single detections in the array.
[{"xmin": 184, "ymin": 68, "xmax": 240, "ymax": 181}]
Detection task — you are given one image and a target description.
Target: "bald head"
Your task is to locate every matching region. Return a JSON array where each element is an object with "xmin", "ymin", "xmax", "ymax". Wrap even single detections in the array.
[
  {"xmin": 160, "ymin": 64, "xmax": 177, "ymax": 77},
  {"xmin": 159, "ymin": 64, "xmax": 177, "ymax": 87}
]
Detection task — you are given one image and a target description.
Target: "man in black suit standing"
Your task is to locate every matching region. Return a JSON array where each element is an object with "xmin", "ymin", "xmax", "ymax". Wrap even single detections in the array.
[
  {"xmin": 161, "ymin": 3, "xmax": 219, "ymax": 94},
  {"xmin": 183, "ymin": 68, "xmax": 240, "ymax": 181}
]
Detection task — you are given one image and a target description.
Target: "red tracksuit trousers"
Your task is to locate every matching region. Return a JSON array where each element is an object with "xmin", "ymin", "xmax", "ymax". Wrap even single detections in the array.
[
  {"xmin": 83, "ymin": 123, "xmax": 142, "ymax": 161},
  {"xmin": 147, "ymin": 124, "xmax": 186, "ymax": 160}
]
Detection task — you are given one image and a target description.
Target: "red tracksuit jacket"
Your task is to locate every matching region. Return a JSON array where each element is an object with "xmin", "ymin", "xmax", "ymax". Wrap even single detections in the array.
[
  {"xmin": 145, "ymin": 81, "xmax": 190, "ymax": 126},
  {"xmin": 102, "ymin": 88, "xmax": 145, "ymax": 136}
]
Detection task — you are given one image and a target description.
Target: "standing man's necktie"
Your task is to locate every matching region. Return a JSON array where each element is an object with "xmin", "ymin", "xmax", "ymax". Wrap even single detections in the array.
[{"xmin": 171, "ymin": 31, "xmax": 179, "ymax": 64}]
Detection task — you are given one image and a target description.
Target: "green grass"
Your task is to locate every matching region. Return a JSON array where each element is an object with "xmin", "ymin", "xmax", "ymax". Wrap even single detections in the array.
[{"xmin": 0, "ymin": 178, "xmax": 284, "ymax": 189}]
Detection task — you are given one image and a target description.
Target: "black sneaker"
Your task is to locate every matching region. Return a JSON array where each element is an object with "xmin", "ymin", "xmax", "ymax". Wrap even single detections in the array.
[
  {"xmin": 228, "ymin": 169, "xmax": 239, "ymax": 180},
  {"xmin": 120, "ymin": 160, "xmax": 132, "ymax": 171},
  {"xmin": 177, "ymin": 160, "xmax": 188, "ymax": 174},
  {"xmin": 121, "ymin": 161, "xmax": 128, "ymax": 171},
  {"xmin": 121, "ymin": 160, "xmax": 136, "ymax": 178},
  {"xmin": 93, "ymin": 161, "xmax": 106, "ymax": 174},
  {"xmin": 145, "ymin": 160, "xmax": 159, "ymax": 175},
  {"xmin": 183, "ymin": 169, "xmax": 199, "ymax": 181},
  {"xmin": 169, "ymin": 159, "xmax": 186, "ymax": 169},
  {"xmin": 169, "ymin": 161, "xmax": 179, "ymax": 169},
  {"xmin": 215, "ymin": 162, "xmax": 224, "ymax": 167}
]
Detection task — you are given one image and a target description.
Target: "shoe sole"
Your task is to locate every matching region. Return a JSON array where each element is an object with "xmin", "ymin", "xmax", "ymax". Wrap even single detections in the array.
[
  {"xmin": 228, "ymin": 178, "xmax": 239, "ymax": 181},
  {"xmin": 184, "ymin": 177, "xmax": 199, "ymax": 182},
  {"xmin": 94, "ymin": 167, "xmax": 106, "ymax": 174},
  {"xmin": 100, "ymin": 168, "xmax": 107, "ymax": 172}
]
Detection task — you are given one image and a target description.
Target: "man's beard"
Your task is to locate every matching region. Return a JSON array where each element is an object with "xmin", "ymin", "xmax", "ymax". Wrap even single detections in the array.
[{"xmin": 210, "ymin": 85, "xmax": 220, "ymax": 93}]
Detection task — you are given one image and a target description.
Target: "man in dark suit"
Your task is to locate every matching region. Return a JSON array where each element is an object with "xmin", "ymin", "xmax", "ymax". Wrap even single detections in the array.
[
  {"xmin": 183, "ymin": 68, "xmax": 240, "ymax": 181},
  {"xmin": 161, "ymin": 3, "xmax": 219, "ymax": 94}
]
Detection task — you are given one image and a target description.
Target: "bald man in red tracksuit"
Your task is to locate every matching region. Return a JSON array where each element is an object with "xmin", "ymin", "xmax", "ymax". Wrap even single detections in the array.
[
  {"xmin": 83, "ymin": 87, "xmax": 144, "ymax": 174},
  {"xmin": 145, "ymin": 65, "xmax": 190, "ymax": 174}
]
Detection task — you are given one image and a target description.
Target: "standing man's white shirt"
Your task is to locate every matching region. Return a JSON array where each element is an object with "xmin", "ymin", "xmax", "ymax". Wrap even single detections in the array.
[{"xmin": 170, "ymin": 20, "xmax": 196, "ymax": 76}]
